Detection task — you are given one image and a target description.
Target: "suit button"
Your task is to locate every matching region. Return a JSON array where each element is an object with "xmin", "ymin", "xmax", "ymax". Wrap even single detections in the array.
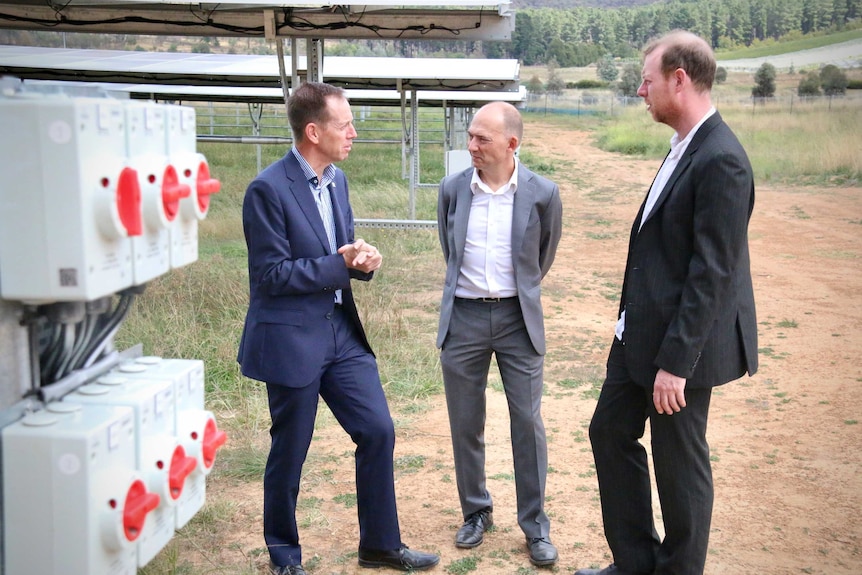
[{"xmin": 325, "ymin": 312, "xmax": 332, "ymax": 320}]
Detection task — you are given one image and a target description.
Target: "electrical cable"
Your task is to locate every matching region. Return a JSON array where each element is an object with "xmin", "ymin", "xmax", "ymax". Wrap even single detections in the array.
[{"xmin": 80, "ymin": 292, "xmax": 134, "ymax": 369}]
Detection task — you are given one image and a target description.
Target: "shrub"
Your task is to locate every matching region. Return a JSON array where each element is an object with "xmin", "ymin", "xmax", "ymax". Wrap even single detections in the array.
[
  {"xmin": 797, "ymin": 71, "xmax": 821, "ymax": 96},
  {"xmin": 752, "ymin": 62, "xmax": 777, "ymax": 98},
  {"xmin": 714, "ymin": 66, "xmax": 728, "ymax": 84},
  {"xmin": 569, "ymin": 79, "xmax": 609, "ymax": 89},
  {"xmin": 618, "ymin": 62, "xmax": 641, "ymax": 97},
  {"xmin": 820, "ymin": 64, "xmax": 848, "ymax": 96},
  {"xmin": 597, "ymin": 54, "xmax": 619, "ymax": 82}
]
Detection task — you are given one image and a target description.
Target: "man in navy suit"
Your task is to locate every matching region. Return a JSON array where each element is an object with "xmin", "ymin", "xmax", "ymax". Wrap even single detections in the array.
[
  {"xmin": 237, "ymin": 82, "xmax": 439, "ymax": 575},
  {"xmin": 575, "ymin": 31, "xmax": 758, "ymax": 575},
  {"xmin": 437, "ymin": 101, "xmax": 562, "ymax": 567}
]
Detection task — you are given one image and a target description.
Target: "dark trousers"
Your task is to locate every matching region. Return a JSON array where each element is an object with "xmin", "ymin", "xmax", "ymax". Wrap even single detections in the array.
[
  {"xmin": 589, "ymin": 338, "xmax": 713, "ymax": 575},
  {"xmin": 263, "ymin": 308, "xmax": 401, "ymax": 566}
]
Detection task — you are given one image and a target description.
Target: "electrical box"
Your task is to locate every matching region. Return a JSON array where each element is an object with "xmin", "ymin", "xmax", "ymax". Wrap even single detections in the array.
[
  {"xmin": 2, "ymin": 402, "xmax": 159, "ymax": 575},
  {"xmin": 124, "ymin": 101, "xmax": 179, "ymax": 286},
  {"xmin": 111, "ymin": 356, "xmax": 226, "ymax": 528},
  {"xmin": 63, "ymin": 375, "xmax": 197, "ymax": 567},
  {"xmin": 0, "ymin": 95, "xmax": 138, "ymax": 303},
  {"xmin": 164, "ymin": 105, "xmax": 221, "ymax": 270}
]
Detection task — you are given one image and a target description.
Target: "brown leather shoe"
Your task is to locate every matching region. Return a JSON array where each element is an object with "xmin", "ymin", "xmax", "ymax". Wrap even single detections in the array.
[
  {"xmin": 357, "ymin": 544, "xmax": 440, "ymax": 571},
  {"xmin": 455, "ymin": 507, "xmax": 493, "ymax": 548}
]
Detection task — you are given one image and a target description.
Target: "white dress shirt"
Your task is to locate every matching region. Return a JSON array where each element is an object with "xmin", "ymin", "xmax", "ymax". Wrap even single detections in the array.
[{"xmin": 454, "ymin": 160, "xmax": 519, "ymax": 299}]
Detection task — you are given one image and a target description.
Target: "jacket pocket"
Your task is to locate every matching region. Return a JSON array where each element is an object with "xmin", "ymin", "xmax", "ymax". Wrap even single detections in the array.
[{"xmin": 259, "ymin": 307, "xmax": 303, "ymax": 326}]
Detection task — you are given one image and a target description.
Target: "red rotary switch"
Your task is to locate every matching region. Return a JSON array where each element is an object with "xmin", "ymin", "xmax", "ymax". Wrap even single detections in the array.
[
  {"xmin": 168, "ymin": 445, "xmax": 198, "ymax": 500},
  {"xmin": 160, "ymin": 164, "xmax": 191, "ymax": 221},
  {"xmin": 122, "ymin": 478, "xmax": 160, "ymax": 542},
  {"xmin": 202, "ymin": 417, "xmax": 227, "ymax": 471},
  {"xmin": 114, "ymin": 166, "xmax": 143, "ymax": 236},
  {"xmin": 195, "ymin": 161, "xmax": 221, "ymax": 214}
]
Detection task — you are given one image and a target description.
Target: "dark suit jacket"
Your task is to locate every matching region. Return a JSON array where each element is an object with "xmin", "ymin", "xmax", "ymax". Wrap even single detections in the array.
[
  {"xmin": 436, "ymin": 163, "xmax": 562, "ymax": 355},
  {"xmin": 237, "ymin": 151, "xmax": 372, "ymax": 388},
  {"xmin": 620, "ymin": 112, "xmax": 758, "ymax": 388}
]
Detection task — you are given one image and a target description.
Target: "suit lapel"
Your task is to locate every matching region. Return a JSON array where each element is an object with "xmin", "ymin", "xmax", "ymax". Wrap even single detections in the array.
[
  {"xmin": 283, "ymin": 153, "xmax": 337, "ymax": 253},
  {"xmin": 452, "ymin": 171, "xmax": 474, "ymax": 263},
  {"xmin": 511, "ymin": 167, "xmax": 533, "ymax": 256},
  {"xmin": 638, "ymin": 112, "xmax": 723, "ymax": 231},
  {"xmin": 329, "ymin": 175, "xmax": 348, "ymax": 248}
]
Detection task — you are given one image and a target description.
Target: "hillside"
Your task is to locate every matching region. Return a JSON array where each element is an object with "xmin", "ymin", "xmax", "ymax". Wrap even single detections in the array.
[{"xmin": 513, "ymin": 0, "xmax": 657, "ymax": 7}]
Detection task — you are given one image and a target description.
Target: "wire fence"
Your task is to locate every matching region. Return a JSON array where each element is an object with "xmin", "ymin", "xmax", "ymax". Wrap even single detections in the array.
[{"xmin": 522, "ymin": 88, "xmax": 862, "ymax": 116}]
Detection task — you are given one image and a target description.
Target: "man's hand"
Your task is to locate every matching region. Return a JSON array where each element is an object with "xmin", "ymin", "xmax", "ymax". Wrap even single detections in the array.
[
  {"xmin": 338, "ymin": 239, "xmax": 382, "ymax": 273},
  {"xmin": 653, "ymin": 369, "xmax": 687, "ymax": 415}
]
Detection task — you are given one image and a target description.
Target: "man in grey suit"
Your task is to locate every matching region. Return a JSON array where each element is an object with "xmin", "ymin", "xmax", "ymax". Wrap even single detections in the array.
[
  {"xmin": 436, "ymin": 101, "xmax": 562, "ymax": 567},
  {"xmin": 574, "ymin": 31, "xmax": 758, "ymax": 575}
]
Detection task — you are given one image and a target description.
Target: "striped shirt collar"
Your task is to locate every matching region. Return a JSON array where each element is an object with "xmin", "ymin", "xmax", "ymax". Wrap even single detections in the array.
[{"xmin": 292, "ymin": 147, "xmax": 337, "ymax": 189}]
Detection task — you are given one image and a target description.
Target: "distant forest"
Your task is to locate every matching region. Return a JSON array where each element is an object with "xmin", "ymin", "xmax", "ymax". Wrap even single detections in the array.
[
  {"xmin": 495, "ymin": 0, "xmax": 861, "ymax": 65},
  {"xmin": 2, "ymin": 0, "xmax": 860, "ymax": 67}
]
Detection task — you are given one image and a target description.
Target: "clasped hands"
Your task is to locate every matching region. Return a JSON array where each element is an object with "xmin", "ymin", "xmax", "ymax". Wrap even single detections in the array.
[{"xmin": 338, "ymin": 238, "xmax": 382, "ymax": 273}]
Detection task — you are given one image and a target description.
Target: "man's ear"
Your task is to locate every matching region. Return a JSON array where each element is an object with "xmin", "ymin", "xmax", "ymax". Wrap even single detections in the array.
[
  {"xmin": 674, "ymin": 68, "xmax": 687, "ymax": 91},
  {"xmin": 305, "ymin": 122, "xmax": 320, "ymax": 144},
  {"xmin": 508, "ymin": 136, "xmax": 520, "ymax": 153}
]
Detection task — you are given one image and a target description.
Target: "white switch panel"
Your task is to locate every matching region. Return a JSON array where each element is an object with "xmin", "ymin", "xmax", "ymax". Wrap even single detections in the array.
[
  {"xmin": 112, "ymin": 356, "xmax": 226, "ymax": 529},
  {"xmin": 63, "ymin": 375, "xmax": 196, "ymax": 567},
  {"xmin": 124, "ymin": 101, "xmax": 176, "ymax": 286},
  {"xmin": 163, "ymin": 105, "xmax": 201, "ymax": 269},
  {"xmin": 0, "ymin": 96, "xmax": 137, "ymax": 303},
  {"xmin": 2, "ymin": 402, "xmax": 158, "ymax": 575}
]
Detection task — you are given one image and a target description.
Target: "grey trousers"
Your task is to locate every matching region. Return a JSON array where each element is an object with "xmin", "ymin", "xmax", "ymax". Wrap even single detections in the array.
[{"xmin": 440, "ymin": 297, "xmax": 550, "ymax": 539}]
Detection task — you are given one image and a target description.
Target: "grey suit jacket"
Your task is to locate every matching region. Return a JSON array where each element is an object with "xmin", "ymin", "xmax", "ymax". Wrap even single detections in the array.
[
  {"xmin": 620, "ymin": 112, "xmax": 758, "ymax": 388},
  {"xmin": 436, "ymin": 163, "xmax": 563, "ymax": 354}
]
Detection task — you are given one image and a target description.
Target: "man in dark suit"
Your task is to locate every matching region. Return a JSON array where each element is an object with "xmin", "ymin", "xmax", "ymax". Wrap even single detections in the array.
[
  {"xmin": 437, "ymin": 101, "xmax": 562, "ymax": 567},
  {"xmin": 574, "ymin": 31, "xmax": 758, "ymax": 575},
  {"xmin": 237, "ymin": 81, "xmax": 439, "ymax": 575}
]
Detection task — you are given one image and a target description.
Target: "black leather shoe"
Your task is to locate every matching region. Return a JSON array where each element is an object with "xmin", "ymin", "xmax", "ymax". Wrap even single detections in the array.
[
  {"xmin": 358, "ymin": 544, "xmax": 440, "ymax": 571},
  {"xmin": 526, "ymin": 537, "xmax": 558, "ymax": 567},
  {"xmin": 574, "ymin": 564, "xmax": 643, "ymax": 575},
  {"xmin": 269, "ymin": 561, "xmax": 307, "ymax": 575},
  {"xmin": 455, "ymin": 507, "xmax": 493, "ymax": 548}
]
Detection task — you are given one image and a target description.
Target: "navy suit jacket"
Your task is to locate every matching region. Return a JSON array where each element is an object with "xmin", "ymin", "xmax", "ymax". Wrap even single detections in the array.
[
  {"xmin": 620, "ymin": 112, "xmax": 758, "ymax": 388},
  {"xmin": 237, "ymin": 151, "xmax": 373, "ymax": 388}
]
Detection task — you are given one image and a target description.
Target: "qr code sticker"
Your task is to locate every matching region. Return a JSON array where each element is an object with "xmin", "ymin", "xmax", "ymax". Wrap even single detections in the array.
[{"xmin": 59, "ymin": 268, "xmax": 78, "ymax": 287}]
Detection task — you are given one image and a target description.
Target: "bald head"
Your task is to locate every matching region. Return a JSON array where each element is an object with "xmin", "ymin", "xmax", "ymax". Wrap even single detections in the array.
[{"xmin": 475, "ymin": 101, "xmax": 523, "ymax": 145}]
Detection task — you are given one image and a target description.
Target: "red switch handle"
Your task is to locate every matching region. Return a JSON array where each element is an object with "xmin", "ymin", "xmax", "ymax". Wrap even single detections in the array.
[
  {"xmin": 123, "ymin": 479, "xmax": 160, "ymax": 542},
  {"xmin": 161, "ymin": 164, "xmax": 191, "ymax": 221},
  {"xmin": 196, "ymin": 160, "xmax": 221, "ymax": 214},
  {"xmin": 115, "ymin": 167, "xmax": 142, "ymax": 236},
  {"xmin": 169, "ymin": 445, "xmax": 198, "ymax": 500},
  {"xmin": 202, "ymin": 418, "xmax": 227, "ymax": 470}
]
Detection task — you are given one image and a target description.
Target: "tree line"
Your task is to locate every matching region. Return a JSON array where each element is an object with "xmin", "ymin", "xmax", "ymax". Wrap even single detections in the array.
[{"xmin": 401, "ymin": 0, "xmax": 861, "ymax": 66}]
